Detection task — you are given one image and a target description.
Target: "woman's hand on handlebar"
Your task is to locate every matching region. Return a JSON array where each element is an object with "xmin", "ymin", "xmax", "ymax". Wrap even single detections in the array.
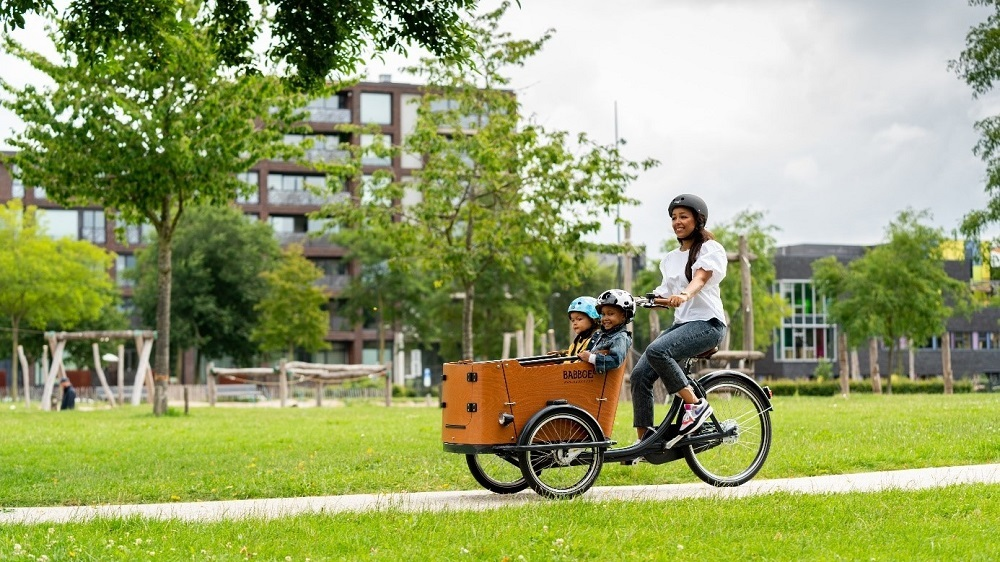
[{"xmin": 638, "ymin": 293, "xmax": 687, "ymax": 309}]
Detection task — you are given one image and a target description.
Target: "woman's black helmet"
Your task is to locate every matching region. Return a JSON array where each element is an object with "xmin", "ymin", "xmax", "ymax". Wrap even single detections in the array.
[{"xmin": 668, "ymin": 194, "xmax": 709, "ymax": 228}]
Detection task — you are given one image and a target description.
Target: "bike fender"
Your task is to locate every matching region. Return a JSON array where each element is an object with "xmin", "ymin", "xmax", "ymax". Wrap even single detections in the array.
[
  {"xmin": 699, "ymin": 370, "xmax": 774, "ymax": 409},
  {"xmin": 516, "ymin": 403, "xmax": 605, "ymax": 447}
]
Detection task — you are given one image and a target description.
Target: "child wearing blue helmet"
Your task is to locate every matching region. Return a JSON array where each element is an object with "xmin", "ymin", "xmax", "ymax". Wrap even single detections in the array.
[{"xmin": 561, "ymin": 295, "xmax": 601, "ymax": 356}]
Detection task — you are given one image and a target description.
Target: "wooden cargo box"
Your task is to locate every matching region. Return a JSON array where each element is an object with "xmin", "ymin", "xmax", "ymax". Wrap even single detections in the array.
[{"xmin": 441, "ymin": 357, "xmax": 625, "ymax": 447}]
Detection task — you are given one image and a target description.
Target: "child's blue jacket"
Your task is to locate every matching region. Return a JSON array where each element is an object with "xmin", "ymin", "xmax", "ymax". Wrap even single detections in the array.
[{"xmin": 585, "ymin": 324, "xmax": 632, "ymax": 374}]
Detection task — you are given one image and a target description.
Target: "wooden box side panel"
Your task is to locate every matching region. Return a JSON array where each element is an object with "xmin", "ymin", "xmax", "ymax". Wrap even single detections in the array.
[
  {"xmin": 501, "ymin": 359, "xmax": 610, "ymax": 438},
  {"xmin": 441, "ymin": 361, "xmax": 516, "ymax": 446},
  {"xmin": 595, "ymin": 365, "xmax": 626, "ymax": 436}
]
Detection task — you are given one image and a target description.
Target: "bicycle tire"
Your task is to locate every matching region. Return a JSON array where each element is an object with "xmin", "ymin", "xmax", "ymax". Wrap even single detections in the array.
[
  {"xmin": 465, "ymin": 453, "xmax": 529, "ymax": 494},
  {"xmin": 684, "ymin": 374, "xmax": 772, "ymax": 486},
  {"xmin": 518, "ymin": 409, "xmax": 604, "ymax": 499}
]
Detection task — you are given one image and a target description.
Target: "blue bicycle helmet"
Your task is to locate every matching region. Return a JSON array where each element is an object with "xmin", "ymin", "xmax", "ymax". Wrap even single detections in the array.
[{"xmin": 567, "ymin": 296, "xmax": 600, "ymax": 320}]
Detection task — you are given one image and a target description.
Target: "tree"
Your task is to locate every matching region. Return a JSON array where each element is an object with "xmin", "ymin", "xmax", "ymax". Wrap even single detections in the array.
[
  {"xmin": 1, "ymin": 0, "xmax": 479, "ymax": 91},
  {"xmin": 132, "ymin": 205, "xmax": 281, "ymax": 373},
  {"xmin": 711, "ymin": 210, "xmax": 790, "ymax": 351},
  {"xmin": 251, "ymin": 244, "xmax": 331, "ymax": 360},
  {"xmin": 0, "ymin": 199, "xmax": 116, "ymax": 399},
  {"xmin": 1, "ymin": 3, "xmax": 307, "ymax": 414},
  {"xmin": 319, "ymin": 3, "xmax": 656, "ymax": 360},
  {"xmin": 952, "ymin": 1, "xmax": 1000, "ymax": 237},
  {"xmin": 813, "ymin": 209, "xmax": 973, "ymax": 393}
]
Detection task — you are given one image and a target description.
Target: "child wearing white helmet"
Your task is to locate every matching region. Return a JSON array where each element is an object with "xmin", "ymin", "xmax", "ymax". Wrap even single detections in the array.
[{"xmin": 578, "ymin": 289, "xmax": 634, "ymax": 374}]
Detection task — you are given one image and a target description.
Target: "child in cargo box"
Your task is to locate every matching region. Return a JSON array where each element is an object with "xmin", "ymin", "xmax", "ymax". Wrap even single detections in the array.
[{"xmin": 577, "ymin": 289, "xmax": 634, "ymax": 374}]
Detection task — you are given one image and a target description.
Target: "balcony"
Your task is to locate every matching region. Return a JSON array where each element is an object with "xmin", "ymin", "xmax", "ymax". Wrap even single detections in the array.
[
  {"xmin": 307, "ymin": 107, "xmax": 351, "ymax": 124},
  {"xmin": 267, "ymin": 189, "xmax": 328, "ymax": 206}
]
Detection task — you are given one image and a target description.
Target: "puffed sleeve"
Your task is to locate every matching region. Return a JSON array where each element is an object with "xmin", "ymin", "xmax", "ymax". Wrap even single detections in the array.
[{"xmin": 693, "ymin": 241, "xmax": 727, "ymax": 282}]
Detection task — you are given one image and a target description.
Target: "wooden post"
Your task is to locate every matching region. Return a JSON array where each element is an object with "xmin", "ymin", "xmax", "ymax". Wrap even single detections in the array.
[
  {"xmin": 131, "ymin": 337, "xmax": 154, "ymax": 406},
  {"xmin": 17, "ymin": 345, "xmax": 31, "ymax": 408},
  {"xmin": 206, "ymin": 362, "xmax": 216, "ymax": 406},
  {"xmin": 525, "ymin": 312, "xmax": 535, "ymax": 356},
  {"xmin": 868, "ymin": 338, "xmax": 882, "ymax": 394},
  {"xmin": 547, "ymin": 329, "xmax": 556, "ymax": 354},
  {"xmin": 40, "ymin": 337, "xmax": 66, "ymax": 411},
  {"xmin": 501, "ymin": 333, "xmax": 512, "ymax": 360},
  {"xmin": 316, "ymin": 379, "xmax": 323, "ymax": 407},
  {"xmin": 850, "ymin": 349, "xmax": 861, "ymax": 381},
  {"xmin": 515, "ymin": 330, "xmax": 524, "ymax": 357},
  {"xmin": 279, "ymin": 359, "xmax": 288, "ymax": 408},
  {"xmin": 942, "ymin": 332, "xmax": 953, "ymax": 395},
  {"xmin": 117, "ymin": 344, "xmax": 125, "ymax": 405},
  {"xmin": 91, "ymin": 343, "xmax": 117, "ymax": 407},
  {"xmin": 739, "ymin": 235, "xmax": 754, "ymax": 352}
]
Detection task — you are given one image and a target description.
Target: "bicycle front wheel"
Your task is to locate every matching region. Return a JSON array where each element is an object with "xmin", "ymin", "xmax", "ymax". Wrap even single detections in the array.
[
  {"xmin": 518, "ymin": 410, "xmax": 604, "ymax": 499},
  {"xmin": 684, "ymin": 374, "xmax": 772, "ymax": 487}
]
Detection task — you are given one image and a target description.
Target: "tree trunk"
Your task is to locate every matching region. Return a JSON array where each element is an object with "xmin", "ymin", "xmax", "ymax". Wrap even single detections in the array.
[
  {"xmin": 153, "ymin": 228, "xmax": 173, "ymax": 416},
  {"xmin": 837, "ymin": 329, "xmax": 849, "ymax": 396},
  {"xmin": 9, "ymin": 316, "xmax": 19, "ymax": 401},
  {"xmin": 462, "ymin": 284, "xmax": 475, "ymax": 360},
  {"xmin": 885, "ymin": 342, "xmax": 894, "ymax": 395},
  {"xmin": 868, "ymin": 338, "xmax": 882, "ymax": 394},
  {"xmin": 942, "ymin": 331, "xmax": 953, "ymax": 395}
]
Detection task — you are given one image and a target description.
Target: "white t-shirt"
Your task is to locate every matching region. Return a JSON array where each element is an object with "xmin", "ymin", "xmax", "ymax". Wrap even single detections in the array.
[{"xmin": 652, "ymin": 239, "xmax": 728, "ymax": 325}]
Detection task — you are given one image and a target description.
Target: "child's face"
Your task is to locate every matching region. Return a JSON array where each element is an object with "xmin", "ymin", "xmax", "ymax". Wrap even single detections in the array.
[
  {"xmin": 568, "ymin": 311, "xmax": 595, "ymax": 335},
  {"xmin": 598, "ymin": 306, "xmax": 627, "ymax": 330}
]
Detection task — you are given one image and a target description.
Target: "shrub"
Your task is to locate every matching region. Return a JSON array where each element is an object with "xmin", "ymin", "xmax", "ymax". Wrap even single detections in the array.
[{"xmin": 760, "ymin": 376, "xmax": 974, "ymax": 396}]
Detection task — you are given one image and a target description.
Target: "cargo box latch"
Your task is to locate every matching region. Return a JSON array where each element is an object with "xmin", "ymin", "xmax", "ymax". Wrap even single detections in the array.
[
  {"xmin": 466, "ymin": 372, "xmax": 478, "ymax": 382},
  {"xmin": 466, "ymin": 403, "xmax": 478, "ymax": 413}
]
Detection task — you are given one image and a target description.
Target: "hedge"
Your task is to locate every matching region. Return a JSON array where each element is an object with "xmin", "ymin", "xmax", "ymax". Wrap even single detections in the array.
[{"xmin": 762, "ymin": 377, "xmax": 976, "ymax": 397}]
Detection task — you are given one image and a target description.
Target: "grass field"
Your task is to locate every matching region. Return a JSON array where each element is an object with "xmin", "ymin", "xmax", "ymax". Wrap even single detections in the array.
[{"xmin": 1, "ymin": 393, "xmax": 998, "ymax": 560}]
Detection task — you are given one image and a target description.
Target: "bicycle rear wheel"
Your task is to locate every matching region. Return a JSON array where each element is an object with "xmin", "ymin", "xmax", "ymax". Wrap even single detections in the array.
[
  {"xmin": 684, "ymin": 374, "xmax": 772, "ymax": 486},
  {"xmin": 466, "ymin": 453, "xmax": 529, "ymax": 494}
]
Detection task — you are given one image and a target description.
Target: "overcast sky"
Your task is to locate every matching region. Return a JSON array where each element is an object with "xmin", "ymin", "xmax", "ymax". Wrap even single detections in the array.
[{"xmin": 3, "ymin": 0, "xmax": 999, "ymax": 262}]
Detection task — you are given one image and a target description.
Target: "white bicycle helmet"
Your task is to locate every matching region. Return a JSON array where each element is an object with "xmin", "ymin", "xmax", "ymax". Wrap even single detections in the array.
[{"xmin": 596, "ymin": 289, "xmax": 636, "ymax": 322}]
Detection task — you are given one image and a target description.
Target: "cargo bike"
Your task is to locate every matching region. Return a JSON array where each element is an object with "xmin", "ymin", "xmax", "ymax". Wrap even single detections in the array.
[{"xmin": 441, "ymin": 302, "xmax": 774, "ymax": 499}]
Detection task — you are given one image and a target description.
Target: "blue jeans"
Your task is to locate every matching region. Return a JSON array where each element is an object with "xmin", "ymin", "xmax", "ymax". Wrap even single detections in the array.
[{"xmin": 630, "ymin": 319, "xmax": 726, "ymax": 428}]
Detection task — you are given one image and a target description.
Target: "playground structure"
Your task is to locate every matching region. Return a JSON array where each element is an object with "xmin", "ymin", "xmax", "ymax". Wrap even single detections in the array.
[
  {"xmin": 37, "ymin": 330, "xmax": 156, "ymax": 411},
  {"xmin": 205, "ymin": 360, "xmax": 388, "ymax": 407}
]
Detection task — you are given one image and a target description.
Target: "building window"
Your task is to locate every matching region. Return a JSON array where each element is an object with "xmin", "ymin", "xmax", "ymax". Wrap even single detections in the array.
[
  {"xmin": 951, "ymin": 332, "xmax": 972, "ymax": 349},
  {"xmin": 236, "ymin": 171, "xmax": 259, "ymax": 203},
  {"xmin": 328, "ymin": 299, "xmax": 351, "ymax": 331},
  {"xmin": 267, "ymin": 173, "xmax": 325, "ymax": 193},
  {"xmin": 774, "ymin": 280, "xmax": 835, "ymax": 361},
  {"xmin": 269, "ymin": 215, "xmax": 308, "ymax": 234},
  {"xmin": 360, "ymin": 133, "xmax": 392, "ymax": 166},
  {"xmin": 34, "ymin": 186, "xmax": 47, "ymax": 199},
  {"xmin": 116, "ymin": 254, "xmax": 136, "ymax": 287},
  {"xmin": 81, "ymin": 210, "xmax": 106, "ymax": 243},
  {"xmin": 360, "ymin": 92, "xmax": 392, "ymax": 125},
  {"xmin": 313, "ymin": 344, "xmax": 349, "ymax": 365},
  {"xmin": 37, "ymin": 209, "xmax": 79, "ymax": 239},
  {"xmin": 10, "ymin": 165, "xmax": 24, "ymax": 198},
  {"xmin": 125, "ymin": 223, "xmax": 150, "ymax": 246},
  {"xmin": 362, "ymin": 343, "xmax": 392, "ymax": 365}
]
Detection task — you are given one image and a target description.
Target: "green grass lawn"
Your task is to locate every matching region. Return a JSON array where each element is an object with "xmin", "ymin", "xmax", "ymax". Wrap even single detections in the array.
[
  {"xmin": 1, "ymin": 394, "xmax": 998, "ymax": 561},
  {"xmin": 1, "ymin": 393, "xmax": 998, "ymax": 507}
]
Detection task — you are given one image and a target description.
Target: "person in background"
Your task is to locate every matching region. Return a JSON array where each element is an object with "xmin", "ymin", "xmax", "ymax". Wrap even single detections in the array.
[{"xmin": 60, "ymin": 377, "xmax": 76, "ymax": 410}]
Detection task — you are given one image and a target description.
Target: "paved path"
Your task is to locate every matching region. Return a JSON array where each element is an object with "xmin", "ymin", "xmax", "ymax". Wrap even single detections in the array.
[{"xmin": 3, "ymin": 463, "xmax": 999, "ymax": 524}]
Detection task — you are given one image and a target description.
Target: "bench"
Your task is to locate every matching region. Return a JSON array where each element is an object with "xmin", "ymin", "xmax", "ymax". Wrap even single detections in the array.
[{"xmin": 214, "ymin": 384, "xmax": 268, "ymax": 402}]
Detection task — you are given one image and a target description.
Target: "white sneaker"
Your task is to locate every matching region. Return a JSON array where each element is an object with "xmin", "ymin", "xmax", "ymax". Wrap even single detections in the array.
[{"xmin": 678, "ymin": 399, "xmax": 712, "ymax": 436}]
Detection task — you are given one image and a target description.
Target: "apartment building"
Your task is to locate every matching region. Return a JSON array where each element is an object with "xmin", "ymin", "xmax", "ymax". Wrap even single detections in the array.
[
  {"xmin": 757, "ymin": 243, "xmax": 1000, "ymax": 382},
  {"xmin": 0, "ymin": 79, "xmax": 429, "ymax": 383}
]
